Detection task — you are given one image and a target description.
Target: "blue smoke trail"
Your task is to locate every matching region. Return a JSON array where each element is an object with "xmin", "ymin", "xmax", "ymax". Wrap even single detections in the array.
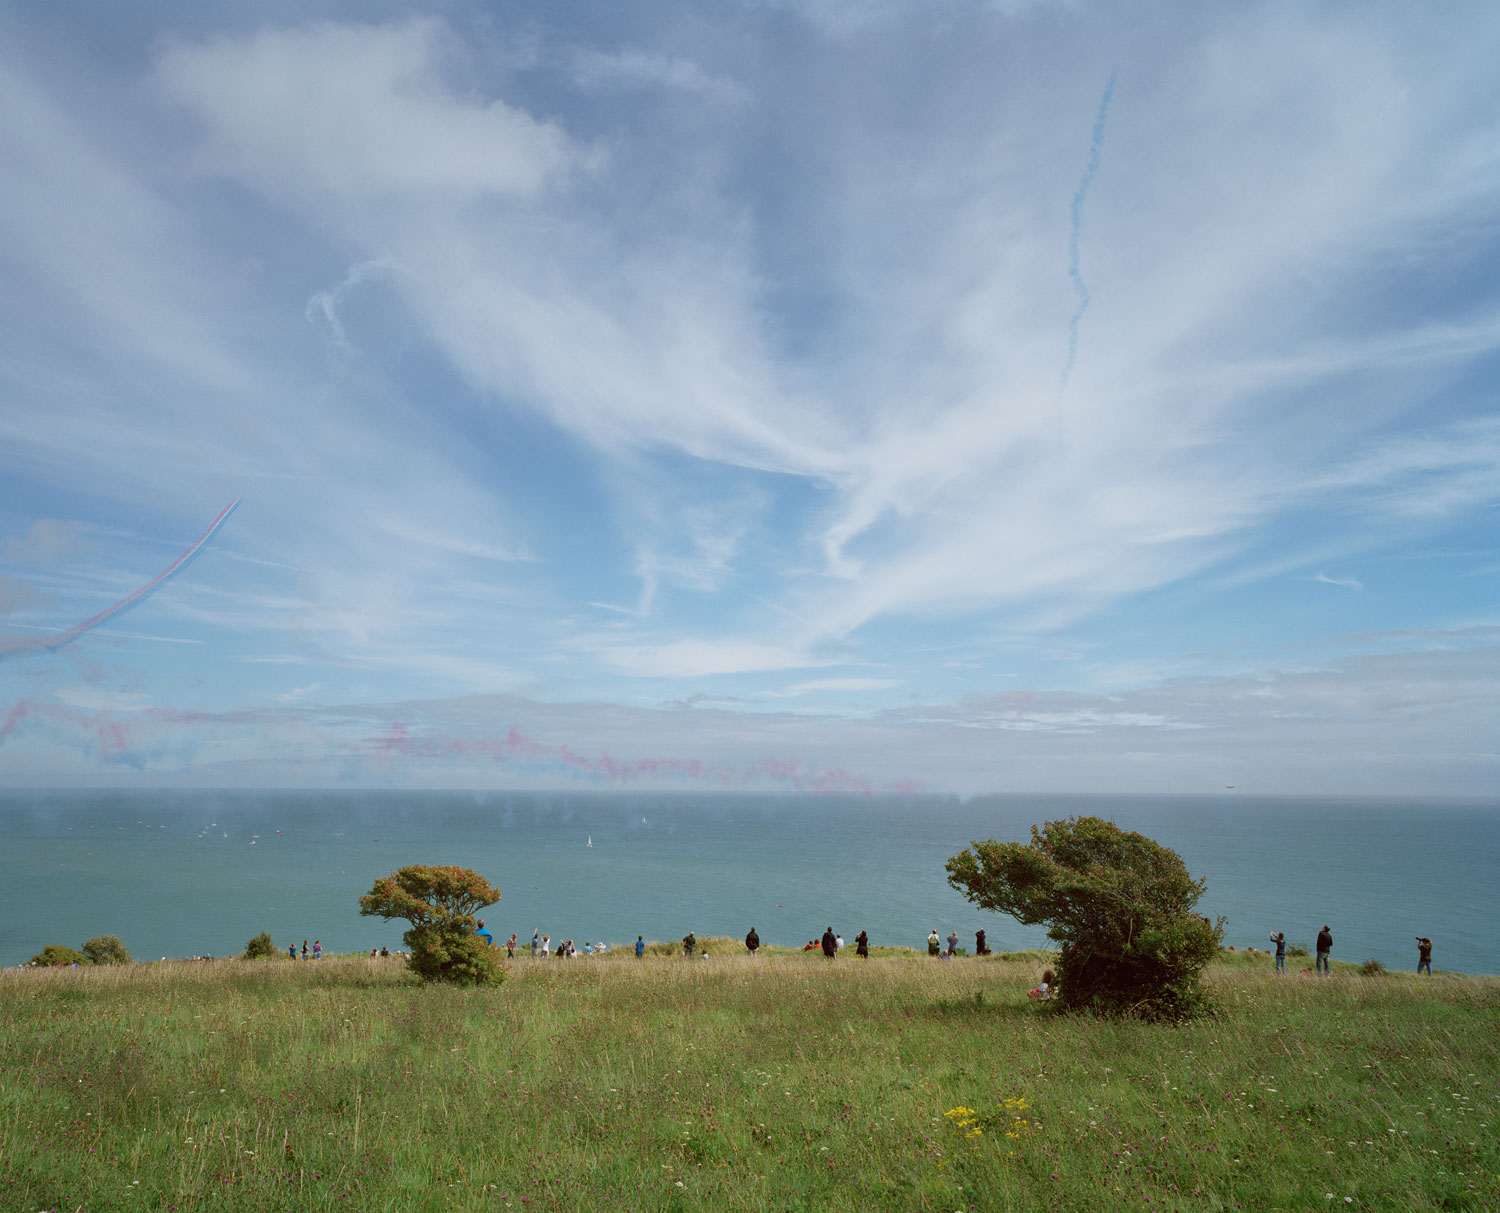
[
  {"xmin": 1059, "ymin": 75, "xmax": 1116, "ymax": 400},
  {"xmin": 0, "ymin": 500, "xmax": 240, "ymax": 660}
]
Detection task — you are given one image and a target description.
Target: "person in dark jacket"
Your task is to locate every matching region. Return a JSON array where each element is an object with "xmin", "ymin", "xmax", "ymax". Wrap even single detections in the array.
[
  {"xmin": 1315, "ymin": 925, "xmax": 1332, "ymax": 976},
  {"xmin": 975, "ymin": 929, "xmax": 990, "ymax": 956},
  {"xmin": 1416, "ymin": 936, "xmax": 1432, "ymax": 975},
  {"xmin": 1271, "ymin": 931, "xmax": 1286, "ymax": 974},
  {"xmin": 682, "ymin": 931, "xmax": 696, "ymax": 959},
  {"xmin": 745, "ymin": 927, "xmax": 760, "ymax": 956},
  {"xmin": 854, "ymin": 930, "xmax": 869, "ymax": 958},
  {"xmin": 821, "ymin": 927, "xmax": 837, "ymax": 959}
]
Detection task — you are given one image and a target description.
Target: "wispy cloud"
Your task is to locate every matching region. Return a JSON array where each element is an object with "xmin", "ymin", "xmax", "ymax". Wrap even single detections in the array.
[{"xmin": 1310, "ymin": 573, "xmax": 1364, "ymax": 591}]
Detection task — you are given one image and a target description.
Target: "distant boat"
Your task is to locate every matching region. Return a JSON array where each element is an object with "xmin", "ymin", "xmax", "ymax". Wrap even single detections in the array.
[{"xmin": 587, "ymin": 834, "xmax": 593, "ymax": 848}]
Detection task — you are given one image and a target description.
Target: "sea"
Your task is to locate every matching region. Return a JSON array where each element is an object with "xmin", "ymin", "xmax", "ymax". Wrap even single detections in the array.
[{"xmin": 1, "ymin": 789, "xmax": 1496, "ymax": 975}]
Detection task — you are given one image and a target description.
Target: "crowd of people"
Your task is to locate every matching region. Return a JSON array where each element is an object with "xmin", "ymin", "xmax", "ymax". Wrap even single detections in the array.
[{"xmin": 484, "ymin": 920, "xmax": 1440, "ymax": 983}]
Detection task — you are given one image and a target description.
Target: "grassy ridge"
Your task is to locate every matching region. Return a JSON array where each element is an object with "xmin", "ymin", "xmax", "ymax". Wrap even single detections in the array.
[{"xmin": 1, "ymin": 946, "xmax": 1495, "ymax": 1211}]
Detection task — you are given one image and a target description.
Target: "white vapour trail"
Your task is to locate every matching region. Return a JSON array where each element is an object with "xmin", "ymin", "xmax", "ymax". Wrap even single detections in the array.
[{"xmin": 1059, "ymin": 75, "xmax": 1116, "ymax": 399}]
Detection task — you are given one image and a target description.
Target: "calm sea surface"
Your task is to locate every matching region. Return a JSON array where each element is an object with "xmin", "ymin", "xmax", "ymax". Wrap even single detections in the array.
[{"xmin": 1, "ymin": 790, "xmax": 1495, "ymax": 974}]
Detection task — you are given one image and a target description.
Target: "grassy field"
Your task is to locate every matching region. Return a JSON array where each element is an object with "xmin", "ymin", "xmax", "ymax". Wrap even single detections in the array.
[{"xmin": 1, "ymin": 945, "xmax": 1495, "ymax": 1211}]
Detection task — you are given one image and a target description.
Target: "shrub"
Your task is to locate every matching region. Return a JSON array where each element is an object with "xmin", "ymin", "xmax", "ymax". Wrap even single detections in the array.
[
  {"xmin": 1359, "ymin": 957, "xmax": 1387, "ymax": 977},
  {"xmin": 1287, "ymin": 940, "xmax": 1310, "ymax": 958},
  {"xmin": 242, "ymin": 931, "xmax": 279, "ymax": 960},
  {"xmin": 30, "ymin": 944, "xmax": 88, "ymax": 967},
  {"xmin": 947, "ymin": 815, "xmax": 1221, "ymax": 1020},
  {"xmin": 359, "ymin": 864, "xmax": 503, "ymax": 987},
  {"xmin": 81, "ymin": 935, "xmax": 132, "ymax": 965}
]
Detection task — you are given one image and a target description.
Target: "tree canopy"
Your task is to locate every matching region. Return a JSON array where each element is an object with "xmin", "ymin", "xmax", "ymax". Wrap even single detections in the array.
[
  {"xmin": 359, "ymin": 865, "xmax": 500, "ymax": 926},
  {"xmin": 359, "ymin": 865, "xmax": 502, "ymax": 986},
  {"xmin": 81, "ymin": 934, "xmax": 132, "ymax": 965},
  {"xmin": 947, "ymin": 815, "xmax": 1221, "ymax": 1019},
  {"xmin": 242, "ymin": 931, "xmax": 279, "ymax": 960},
  {"xmin": 29, "ymin": 944, "xmax": 88, "ymax": 967}
]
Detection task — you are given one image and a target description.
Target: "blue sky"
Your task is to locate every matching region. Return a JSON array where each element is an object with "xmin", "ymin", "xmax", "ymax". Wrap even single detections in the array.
[{"xmin": 2, "ymin": 1, "xmax": 1497, "ymax": 796}]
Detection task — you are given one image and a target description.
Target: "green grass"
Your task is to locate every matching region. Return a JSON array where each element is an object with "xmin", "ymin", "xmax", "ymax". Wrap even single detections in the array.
[{"xmin": 2, "ymin": 944, "xmax": 1495, "ymax": 1211}]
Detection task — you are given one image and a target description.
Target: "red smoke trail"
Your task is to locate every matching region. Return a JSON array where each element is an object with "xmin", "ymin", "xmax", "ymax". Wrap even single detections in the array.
[
  {"xmin": 0, "ymin": 500, "xmax": 240, "ymax": 660},
  {"xmin": 0, "ymin": 697, "xmax": 148, "ymax": 765},
  {"xmin": 369, "ymin": 722, "xmax": 912, "ymax": 795}
]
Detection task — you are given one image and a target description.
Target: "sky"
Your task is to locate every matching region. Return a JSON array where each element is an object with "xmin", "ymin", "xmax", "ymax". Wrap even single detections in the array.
[{"xmin": 1, "ymin": 1, "xmax": 1497, "ymax": 798}]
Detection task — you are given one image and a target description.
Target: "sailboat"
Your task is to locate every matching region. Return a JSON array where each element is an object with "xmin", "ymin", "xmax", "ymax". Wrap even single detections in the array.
[{"xmin": 587, "ymin": 834, "xmax": 593, "ymax": 848}]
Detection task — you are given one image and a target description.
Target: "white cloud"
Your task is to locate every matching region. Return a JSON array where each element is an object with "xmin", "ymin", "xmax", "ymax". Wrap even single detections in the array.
[
  {"xmin": 154, "ymin": 21, "xmax": 578, "ymax": 204},
  {"xmin": 589, "ymin": 638, "xmax": 831, "ymax": 679},
  {"xmin": 764, "ymin": 678, "xmax": 901, "ymax": 697},
  {"xmin": 2, "ymin": 519, "xmax": 93, "ymax": 564},
  {"xmin": 275, "ymin": 683, "xmax": 326, "ymax": 702},
  {"xmin": 570, "ymin": 48, "xmax": 750, "ymax": 109}
]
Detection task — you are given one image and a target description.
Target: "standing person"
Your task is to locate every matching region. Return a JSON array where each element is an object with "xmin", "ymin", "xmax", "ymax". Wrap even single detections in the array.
[
  {"xmin": 821, "ymin": 926, "xmax": 837, "ymax": 959},
  {"xmin": 540, "ymin": 934, "xmax": 551, "ymax": 958},
  {"xmin": 301, "ymin": 940, "xmax": 309, "ymax": 961},
  {"xmin": 287, "ymin": 943, "xmax": 297, "ymax": 961},
  {"xmin": 531, "ymin": 929, "xmax": 539, "ymax": 957},
  {"xmin": 927, "ymin": 929, "xmax": 941, "ymax": 957},
  {"xmin": 1270, "ymin": 932, "xmax": 1286, "ymax": 975},
  {"xmin": 506, "ymin": 933, "xmax": 517, "ymax": 960},
  {"xmin": 1315, "ymin": 925, "xmax": 1332, "ymax": 976},
  {"xmin": 682, "ymin": 931, "xmax": 696, "ymax": 959},
  {"xmin": 745, "ymin": 927, "xmax": 760, "ymax": 956},
  {"xmin": 855, "ymin": 930, "xmax": 869, "ymax": 959},
  {"xmin": 635, "ymin": 935, "xmax": 645, "ymax": 958},
  {"xmin": 947, "ymin": 930, "xmax": 959, "ymax": 958},
  {"xmin": 475, "ymin": 919, "xmax": 493, "ymax": 946},
  {"xmin": 1416, "ymin": 936, "xmax": 1432, "ymax": 976},
  {"xmin": 975, "ymin": 929, "xmax": 989, "ymax": 956},
  {"xmin": 312, "ymin": 940, "xmax": 322, "ymax": 960}
]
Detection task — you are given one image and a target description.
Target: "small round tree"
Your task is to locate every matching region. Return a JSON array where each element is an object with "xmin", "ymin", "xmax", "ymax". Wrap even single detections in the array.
[
  {"xmin": 242, "ymin": 931, "xmax": 279, "ymax": 960},
  {"xmin": 81, "ymin": 934, "xmax": 132, "ymax": 965},
  {"xmin": 358, "ymin": 864, "xmax": 502, "ymax": 986},
  {"xmin": 946, "ymin": 816, "xmax": 1221, "ymax": 1020}
]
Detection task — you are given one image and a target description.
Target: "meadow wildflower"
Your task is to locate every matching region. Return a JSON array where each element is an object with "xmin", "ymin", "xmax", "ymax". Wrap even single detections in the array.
[{"xmin": 943, "ymin": 1096, "xmax": 1032, "ymax": 1152}]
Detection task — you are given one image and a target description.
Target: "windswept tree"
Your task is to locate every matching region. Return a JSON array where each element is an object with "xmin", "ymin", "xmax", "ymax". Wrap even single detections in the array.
[
  {"xmin": 947, "ymin": 816, "xmax": 1221, "ymax": 1020},
  {"xmin": 359, "ymin": 864, "xmax": 502, "ymax": 986}
]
